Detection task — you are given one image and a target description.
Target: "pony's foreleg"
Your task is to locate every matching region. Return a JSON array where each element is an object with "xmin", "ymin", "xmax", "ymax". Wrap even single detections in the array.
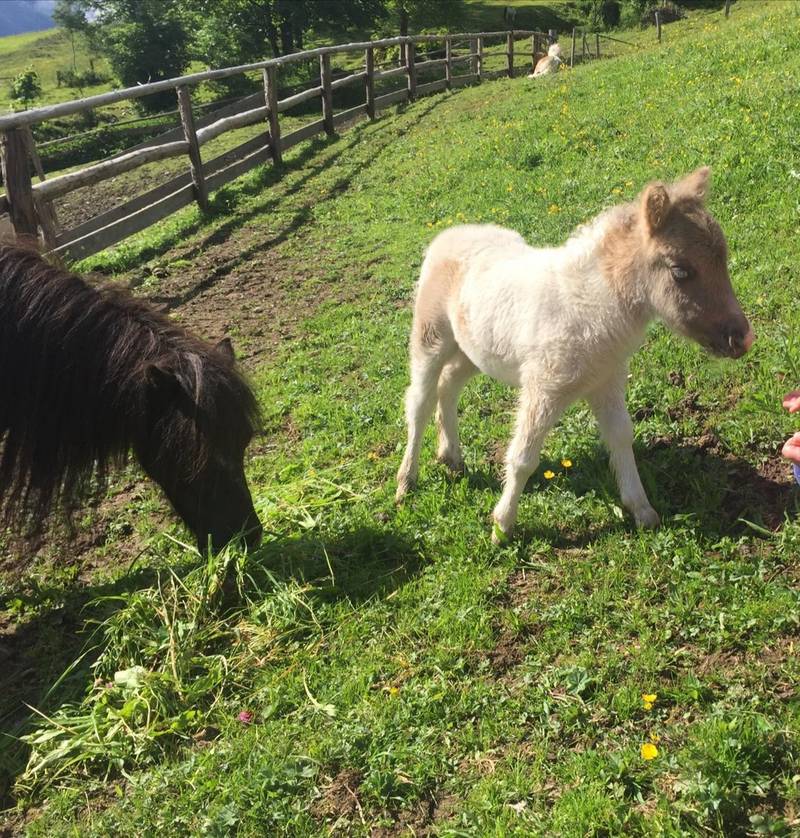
[
  {"xmin": 492, "ymin": 386, "xmax": 565, "ymax": 543},
  {"xmin": 587, "ymin": 380, "xmax": 660, "ymax": 529},
  {"xmin": 436, "ymin": 351, "xmax": 477, "ymax": 473},
  {"xmin": 396, "ymin": 341, "xmax": 452, "ymax": 502}
]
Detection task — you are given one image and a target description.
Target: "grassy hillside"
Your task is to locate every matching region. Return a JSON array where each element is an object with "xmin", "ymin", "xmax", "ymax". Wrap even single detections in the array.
[
  {"xmin": 3, "ymin": 0, "xmax": 800, "ymax": 834},
  {"xmin": 0, "ymin": 28, "xmax": 113, "ymax": 110}
]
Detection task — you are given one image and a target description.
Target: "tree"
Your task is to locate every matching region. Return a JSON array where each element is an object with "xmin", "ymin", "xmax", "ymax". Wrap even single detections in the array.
[
  {"xmin": 89, "ymin": 0, "xmax": 191, "ymax": 111},
  {"xmin": 53, "ymin": 0, "xmax": 87, "ymax": 71},
  {"xmin": 10, "ymin": 68, "xmax": 42, "ymax": 109},
  {"xmin": 185, "ymin": 0, "xmax": 387, "ymax": 70}
]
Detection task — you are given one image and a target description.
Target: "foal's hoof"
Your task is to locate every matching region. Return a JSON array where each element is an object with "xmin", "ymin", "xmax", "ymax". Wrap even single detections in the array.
[
  {"xmin": 491, "ymin": 520, "xmax": 512, "ymax": 546},
  {"xmin": 634, "ymin": 505, "xmax": 661, "ymax": 529},
  {"xmin": 395, "ymin": 479, "xmax": 414, "ymax": 505},
  {"xmin": 436, "ymin": 452, "xmax": 465, "ymax": 475}
]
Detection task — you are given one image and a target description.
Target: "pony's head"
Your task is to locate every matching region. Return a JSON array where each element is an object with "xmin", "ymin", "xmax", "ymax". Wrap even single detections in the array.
[
  {"xmin": 548, "ymin": 43, "xmax": 563, "ymax": 58},
  {"xmin": 136, "ymin": 337, "xmax": 262, "ymax": 553},
  {"xmin": 604, "ymin": 167, "xmax": 753, "ymax": 359}
]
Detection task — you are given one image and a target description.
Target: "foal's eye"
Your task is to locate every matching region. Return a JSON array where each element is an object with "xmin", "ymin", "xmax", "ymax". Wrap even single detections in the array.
[{"xmin": 670, "ymin": 264, "xmax": 691, "ymax": 282}]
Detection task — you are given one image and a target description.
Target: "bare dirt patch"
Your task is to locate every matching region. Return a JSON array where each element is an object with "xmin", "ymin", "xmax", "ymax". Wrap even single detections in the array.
[
  {"xmin": 311, "ymin": 768, "xmax": 365, "ymax": 822},
  {"xmin": 310, "ymin": 771, "xmax": 462, "ymax": 837}
]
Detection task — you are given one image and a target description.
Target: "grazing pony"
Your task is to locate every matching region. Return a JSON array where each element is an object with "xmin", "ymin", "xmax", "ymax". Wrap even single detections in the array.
[
  {"xmin": 529, "ymin": 43, "xmax": 563, "ymax": 78},
  {"xmin": 0, "ymin": 244, "xmax": 262, "ymax": 552},
  {"xmin": 396, "ymin": 168, "xmax": 753, "ymax": 541}
]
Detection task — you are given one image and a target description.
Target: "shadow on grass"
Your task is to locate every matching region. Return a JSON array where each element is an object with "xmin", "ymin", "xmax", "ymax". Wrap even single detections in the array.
[
  {"xmin": 0, "ymin": 522, "xmax": 424, "ymax": 807},
  {"xmin": 645, "ymin": 441, "xmax": 798, "ymax": 537},
  {"xmin": 458, "ymin": 436, "xmax": 797, "ymax": 544}
]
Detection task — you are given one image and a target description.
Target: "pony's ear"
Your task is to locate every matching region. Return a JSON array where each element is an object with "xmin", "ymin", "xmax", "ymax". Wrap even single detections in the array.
[
  {"xmin": 215, "ymin": 337, "xmax": 235, "ymax": 361},
  {"xmin": 641, "ymin": 182, "xmax": 671, "ymax": 233},
  {"xmin": 674, "ymin": 166, "xmax": 711, "ymax": 202},
  {"xmin": 147, "ymin": 363, "xmax": 189, "ymax": 402}
]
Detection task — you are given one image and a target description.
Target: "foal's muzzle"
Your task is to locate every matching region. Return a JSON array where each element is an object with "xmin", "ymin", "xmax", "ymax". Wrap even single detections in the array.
[{"xmin": 724, "ymin": 322, "xmax": 754, "ymax": 358}]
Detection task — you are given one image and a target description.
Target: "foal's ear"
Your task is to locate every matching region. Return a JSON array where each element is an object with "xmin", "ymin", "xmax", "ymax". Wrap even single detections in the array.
[
  {"xmin": 674, "ymin": 166, "xmax": 711, "ymax": 202},
  {"xmin": 642, "ymin": 182, "xmax": 671, "ymax": 233},
  {"xmin": 215, "ymin": 337, "xmax": 235, "ymax": 361}
]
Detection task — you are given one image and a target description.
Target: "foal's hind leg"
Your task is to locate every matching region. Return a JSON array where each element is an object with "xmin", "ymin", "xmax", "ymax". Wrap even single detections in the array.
[
  {"xmin": 436, "ymin": 351, "xmax": 477, "ymax": 473},
  {"xmin": 396, "ymin": 338, "xmax": 454, "ymax": 502}
]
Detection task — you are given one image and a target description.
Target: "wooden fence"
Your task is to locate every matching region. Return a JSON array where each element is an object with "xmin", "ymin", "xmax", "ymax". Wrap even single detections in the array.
[{"xmin": 0, "ymin": 29, "xmax": 558, "ymax": 262}]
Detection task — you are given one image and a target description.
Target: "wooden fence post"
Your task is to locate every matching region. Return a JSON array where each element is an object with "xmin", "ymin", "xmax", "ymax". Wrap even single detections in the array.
[
  {"xmin": 570, "ymin": 28, "xmax": 577, "ymax": 66},
  {"xmin": 176, "ymin": 85, "xmax": 208, "ymax": 211},
  {"xmin": 365, "ymin": 47, "xmax": 375, "ymax": 119},
  {"xmin": 507, "ymin": 30, "xmax": 514, "ymax": 77},
  {"xmin": 476, "ymin": 37, "xmax": 483, "ymax": 80},
  {"xmin": 655, "ymin": 11, "xmax": 662, "ymax": 42},
  {"xmin": 22, "ymin": 124, "xmax": 59, "ymax": 245},
  {"xmin": 445, "ymin": 36, "xmax": 452, "ymax": 90},
  {"xmin": 725, "ymin": 0, "xmax": 731, "ymax": 16},
  {"xmin": 263, "ymin": 65, "xmax": 282, "ymax": 166},
  {"xmin": 405, "ymin": 39, "xmax": 417, "ymax": 100},
  {"xmin": 320, "ymin": 52, "xmax": 334, "ymax": 136},
  {"xmin": 582, "ymin": 32, "xmax": 588, "ymax": 62},
  {"xmin": 1, "ymin": 128, "xmax": 39, "ymax": 241},
  {"xmin": 596, "ymin": 32, "xmax": 601, "ymax": 58}
]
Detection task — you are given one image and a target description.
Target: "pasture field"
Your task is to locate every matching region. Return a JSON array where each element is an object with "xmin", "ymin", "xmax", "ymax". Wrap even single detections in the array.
[{"xmin": 2, "ymin": 1, "xmax": 800, "ymax": 834}]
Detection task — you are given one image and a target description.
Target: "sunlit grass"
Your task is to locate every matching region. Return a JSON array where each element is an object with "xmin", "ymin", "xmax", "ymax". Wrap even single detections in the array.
[{"xmin": 4, "ymin": 1, "xmax": 800, "ymax": 835}]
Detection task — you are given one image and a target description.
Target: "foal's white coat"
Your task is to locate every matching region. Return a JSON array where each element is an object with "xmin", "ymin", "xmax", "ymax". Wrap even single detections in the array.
[{"xmin": 396, "ymin": 169, "xmax": 752, "ymax": 541}]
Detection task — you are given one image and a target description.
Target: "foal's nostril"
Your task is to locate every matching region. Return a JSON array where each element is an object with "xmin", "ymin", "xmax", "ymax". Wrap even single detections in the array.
[{"xmin": 726, "ymin": 323, "xmax": 754, "ymax": 357}]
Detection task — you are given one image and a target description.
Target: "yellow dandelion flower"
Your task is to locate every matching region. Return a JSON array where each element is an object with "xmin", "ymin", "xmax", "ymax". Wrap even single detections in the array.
[
  {"xmin": 543, "ymin": 470, "xmax": 555, "ymax": 480},
  {"xmin": 367, "ymin": 451, "xmax": 379, "ymax": 461},
  {"xmin": 641, "ymin": 742, "xmax": 659, "ymax": 760},
  {"xmin": 507, "ymin": 184, "xmax": 514, "ymax": 192},
  {"xmin": 650, "ymin": 733, "xmax": 660, "ymax": 743},
  {"xmin": 561, "ymin": 458, "xmax": 572, "ymax": 468},
  {"xmin": 642, "ymin": 692, "xmax": 656, "ymax": 711},
  {"xmin": 388, "ymin": 686, "xmax": 400, "ymax": 697},
  {"xmin": 547, "ymin": 204, "xmax": 560, "ymax": 215}
]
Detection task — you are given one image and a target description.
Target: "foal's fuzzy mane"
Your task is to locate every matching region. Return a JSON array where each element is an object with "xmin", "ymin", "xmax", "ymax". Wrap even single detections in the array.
[{"xmin": 0, "ymin": 244, "xmax": 259, "ymax": 532}]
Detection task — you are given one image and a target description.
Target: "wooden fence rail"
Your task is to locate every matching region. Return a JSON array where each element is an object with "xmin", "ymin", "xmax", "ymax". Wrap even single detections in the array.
[{"xmin": 0, "ymin": 28, "xmax": 567, "ymax": 260}]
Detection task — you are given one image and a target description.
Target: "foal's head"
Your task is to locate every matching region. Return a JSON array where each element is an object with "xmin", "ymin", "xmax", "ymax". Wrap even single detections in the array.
[
  {"xmin": 637, "ymin": 167, "xmax": 753, "ymax": 358},
  {"xmin": 136, "ymin": 337, "xmax": 262, "ymax": 553},
  {"xmin": 603, "ymin": 168, "xmax": 753, "ymax": 358}
]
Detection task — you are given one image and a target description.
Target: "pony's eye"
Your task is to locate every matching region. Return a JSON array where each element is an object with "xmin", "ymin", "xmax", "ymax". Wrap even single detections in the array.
[{"xmin": 670, "ymin": 265, "xmax": 690, "ymax": 282}]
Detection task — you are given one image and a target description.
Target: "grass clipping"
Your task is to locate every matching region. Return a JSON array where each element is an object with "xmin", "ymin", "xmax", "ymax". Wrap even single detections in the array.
[{"xmin": 18, "ymin": 470, "xmax": 367, "ymax": 793}]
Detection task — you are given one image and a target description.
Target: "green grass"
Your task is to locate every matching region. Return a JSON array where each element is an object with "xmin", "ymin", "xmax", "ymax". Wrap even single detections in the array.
[{"xmin": 3, "ymin": 0, "xmax": 800, "ymax": 834}]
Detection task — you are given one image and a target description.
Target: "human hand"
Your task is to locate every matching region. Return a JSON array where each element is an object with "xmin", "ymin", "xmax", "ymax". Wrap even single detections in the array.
[
  {"xmin": 781, "ymin": 431, "xmax": 800, "ymax": 465},
  {"xmin": 782, "ymin": 391, "xmax": 800, "ymax": 413}
]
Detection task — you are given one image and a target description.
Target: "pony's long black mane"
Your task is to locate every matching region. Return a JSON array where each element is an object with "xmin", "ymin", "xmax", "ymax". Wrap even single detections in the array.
[{"xmin": 0, "ymin": 244, "xmax": 259, "ymax": 532}]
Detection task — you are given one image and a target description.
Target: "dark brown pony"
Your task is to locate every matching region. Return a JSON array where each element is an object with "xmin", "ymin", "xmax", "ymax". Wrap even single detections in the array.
[{"xmin": 0, "ymin": 244, "xmax": 262, "ymax": 552}]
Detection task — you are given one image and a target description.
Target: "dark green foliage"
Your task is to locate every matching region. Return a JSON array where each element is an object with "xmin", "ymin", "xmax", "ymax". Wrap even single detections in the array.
[
  {"xmin": 9, "ymin": 67, "xmax": 42, "ymax": 108},
  {"xmin": 94, "ymin": 0, "xmax": 191, "ymax": 112}
]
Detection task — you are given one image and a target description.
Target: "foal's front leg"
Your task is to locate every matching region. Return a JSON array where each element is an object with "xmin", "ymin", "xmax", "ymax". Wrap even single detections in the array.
[
  {"xmin": 587, "ymin": 380, "xmax": 660, "ymax": 529},
  {"xmin": 492, "ymin": 386, "xmax": 565, "ymax": 543}
]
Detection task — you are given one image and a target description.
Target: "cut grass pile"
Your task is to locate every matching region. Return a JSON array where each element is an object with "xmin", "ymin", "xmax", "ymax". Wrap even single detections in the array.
[{"xmin": 2, "ymin": 1, "xmax": 800, "ymax": 834}]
